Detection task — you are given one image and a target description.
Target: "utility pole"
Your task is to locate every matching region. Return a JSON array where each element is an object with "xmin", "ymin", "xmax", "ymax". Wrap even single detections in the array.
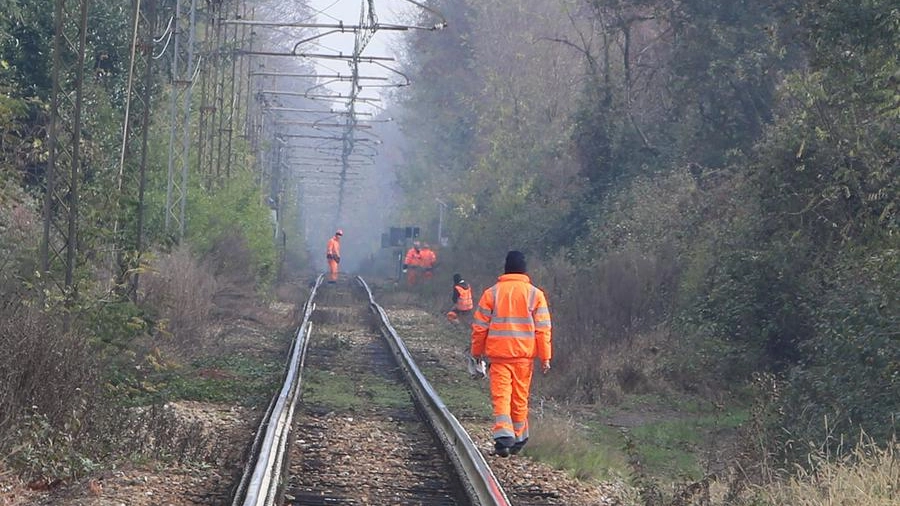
[
  {"xmin": 436, "ymin": 198, "xmax": 447, "ymax": 246},
  {"xmin": 113, "ymin": 0, "xmax": 159, "ymax": 298},
  {"xmin": 42, "ymin": 0, "xmax": 90, "ymax": 298},
  {"xmin": 165, "ymin": 0, "xmax": 198, "ymax": 240}
]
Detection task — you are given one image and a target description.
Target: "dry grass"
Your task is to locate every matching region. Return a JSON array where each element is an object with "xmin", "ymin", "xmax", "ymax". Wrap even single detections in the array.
[
  {"xmin": 527, "ymin": 410, "xmax": 630, "ymax": 481},
  {"xmin": 0, "ymin": 301, "xmax": 98, "ymax": 452},
  {"xmin": 757, "ymin": 436, "xmax": 899, "ymax": 506},
  {"xmin": 139, "ymin": 245, "xmax": 216, "ymax": 344}
]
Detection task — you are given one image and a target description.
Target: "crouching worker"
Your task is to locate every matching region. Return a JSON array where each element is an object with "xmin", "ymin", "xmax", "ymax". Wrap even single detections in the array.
[
  {"xmin": 471, "ymin": 251, "xmax": 552, "ymax": 457},
  {"xmin": 446, "ymin": 273, "xmax": 474, "ymax": 324}
]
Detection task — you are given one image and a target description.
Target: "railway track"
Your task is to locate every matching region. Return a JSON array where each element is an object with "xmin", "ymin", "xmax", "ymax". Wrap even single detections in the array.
[{"xmin": 231, "ymin": 275, "xmax": 510, "ymax": 506}]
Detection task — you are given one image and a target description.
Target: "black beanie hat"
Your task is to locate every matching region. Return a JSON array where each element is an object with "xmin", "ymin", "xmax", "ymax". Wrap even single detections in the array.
[
  {"xmin": 453, "ymin": 273, "xmax": 462, "ymax": 283},
  {"xmin": 504, "ymin": 250, "xmax": 527, "ymax": 274}
]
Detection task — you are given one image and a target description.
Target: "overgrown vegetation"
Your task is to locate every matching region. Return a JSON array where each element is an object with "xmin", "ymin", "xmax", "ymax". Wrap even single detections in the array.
[
  {"xmin": 1, "ymin": 0, "xmax": 897, "ymax": 502},
  {"xmin": 0, "ymin": 0, "xmax": 292, "ymax": 486},
  {"xmin": 397, "ymin": 0, "xmax": 899, "ymax": 501}
]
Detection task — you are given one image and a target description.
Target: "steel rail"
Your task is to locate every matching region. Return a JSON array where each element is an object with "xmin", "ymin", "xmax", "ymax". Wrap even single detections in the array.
[
  {"xmin": 232, "ymin": 274, "xmax": 323, "ymax": 506},
  {"xmin": 234, "ymin": 275, "xmax": 510, "ymax": 505},
  {"xmin": 356, "ymin": 276, "xmax": 512, "ymax": 506}
]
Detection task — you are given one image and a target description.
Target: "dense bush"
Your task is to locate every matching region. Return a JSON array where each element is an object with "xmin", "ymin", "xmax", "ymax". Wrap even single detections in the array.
[
  {"xmin": 184, "ymin": 170, "xmax": 277, "ymax": 288},
  {"xmin": 780, "ymin": 248, "xmax": 899, "ymax": 446},
  {"xmin": 0, "ymin": 300, "xmax": 98, "ymax": 459},
  {"xmin": 140, "ymin": 245, "xmax": 217, "ymax": 342}
]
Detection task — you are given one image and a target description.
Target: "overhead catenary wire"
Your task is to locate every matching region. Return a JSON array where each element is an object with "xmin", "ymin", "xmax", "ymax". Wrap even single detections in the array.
[{"xmin": 245, "ymin": 0, "xmax": 447, "ymax": 234}]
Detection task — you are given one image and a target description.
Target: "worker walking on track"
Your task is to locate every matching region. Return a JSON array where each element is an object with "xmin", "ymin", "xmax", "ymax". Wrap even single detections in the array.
[
  {"xmin": 471, "ymin": 251, "xmax": 552, "ymax": 457},
  {"xmin": 326, "ymin": 229, "xmax": 343, "ymax": 283},
  {"xmin": 446, "ymin": 273, "xmax": 474, "ymax": 324}
]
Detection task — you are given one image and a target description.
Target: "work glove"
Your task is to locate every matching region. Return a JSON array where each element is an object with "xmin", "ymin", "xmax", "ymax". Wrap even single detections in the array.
[
  {"xmin": 467, "ymin": 356, "xmax": 487, "ymax": 379},
  {"xmin": 541, "ymin": 360, "xmax": 551, "ymax": 374}
]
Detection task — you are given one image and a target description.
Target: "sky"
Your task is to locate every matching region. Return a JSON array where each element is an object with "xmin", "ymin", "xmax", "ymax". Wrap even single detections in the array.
[{"xmin": 295, "ymin": 0, "xmax": 423, "ymax": 104}]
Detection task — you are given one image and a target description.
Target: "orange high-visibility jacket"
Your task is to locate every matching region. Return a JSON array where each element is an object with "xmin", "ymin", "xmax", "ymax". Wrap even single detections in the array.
[
  {"xmin": 404, "ymin": 247, "xmax": 422, "ymax": 267},
  {"xmin": 471, "ymin": 273, "xmax": 552, "ymax": 364},
  {"xmin": 420, "ymin": 248, "xmax": 437, "ymax": 268},
  {"xmin": 326, "ymin": 236, "xmax": 341, "ymax": 260},
  {"xmin": 453, "ymin": 283, "xmax": 474, "ymax": 311}
]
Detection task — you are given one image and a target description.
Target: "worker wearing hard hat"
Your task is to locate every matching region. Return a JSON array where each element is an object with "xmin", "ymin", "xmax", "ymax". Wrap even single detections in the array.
[
  {"xmin": 326, "ymin": 229, "xmax": 343, "ymax": 283},
  {"xmin": 471, "ymin": 251, "xmax": 552, "ymax": 457},
  {"xmin": 402, "ymin": 241, "xmax": 423, "ymax": 286}
]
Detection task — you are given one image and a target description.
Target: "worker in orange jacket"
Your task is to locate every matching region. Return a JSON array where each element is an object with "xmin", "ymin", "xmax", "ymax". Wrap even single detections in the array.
[
  {"xmin": 446, "ymin": 273, "xmax": 474, "ymax": 324},
  {"xmin": 326, "ymin": 229, "xmax": 343, "ymax": 283},
  {"xmin": 471, "ymin": 251, "xmax": 552, "ymax": 457},
  {"xmin": 419, "ymin": 243, "xmax": 437, "ymax": 281},
  {"xmin": 402, "ymin": 241, "xmax": 423, "ymax": 286}
]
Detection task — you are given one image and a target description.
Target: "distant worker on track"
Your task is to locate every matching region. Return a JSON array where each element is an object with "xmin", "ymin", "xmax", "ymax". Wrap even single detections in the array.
[
  {"xmin": 446, "ymin": 273, "xmax": 473, "ymax": 324},
  {"xmin": 326, "ymin": 229, "xmax": 343, "ymax": 283},
  {"xmin": 471, "ymin": 251, "xmax": 552, "ymax": 458},
  {"xmin": 402, "ymin": 241, "xmax": 423, "ymax": 286},
  {"xmin": 420, "ymin": 243, "xmax": 437, "ymax": 282}
]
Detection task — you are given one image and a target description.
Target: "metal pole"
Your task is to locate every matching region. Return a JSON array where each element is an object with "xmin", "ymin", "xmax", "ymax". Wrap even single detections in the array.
[
  {"xmin": 179, "ymin": 0, "xmax": 198, "ymax": 239},
  {"xmin": 165, "ymin": 0, "xmax": 182, "ymax": 233},
  {"xmin": 436, "ymin": 198, "xmax": 446, "ymax": 245},
  {"xmin": 42, "ymin": 0, "xmax": 90, "ymax": 295},
  {"xmin": 134, "ymin": 0, "xmax": 157, "ymax": 297}
]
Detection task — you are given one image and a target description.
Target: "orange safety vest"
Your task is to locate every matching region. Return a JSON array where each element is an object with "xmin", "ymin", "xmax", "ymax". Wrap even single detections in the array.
[
  {"xmin": 454, "ymin": 284, "xmax": 473, "ymax": 311},
  {"xmin": 471, "ymin": 273, "xmax": 552, "ymax": 363}
]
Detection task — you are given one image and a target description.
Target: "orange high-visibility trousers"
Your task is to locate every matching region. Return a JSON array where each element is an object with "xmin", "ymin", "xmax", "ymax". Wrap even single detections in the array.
[
  {"xmin": 328, "ymin": 259, "xmax": 339, "ymax": 282},
  {"xmin": 406, "ymin": 267, "xmax": 419, "ymax": 286},
  {"xmin": 489, "ymin": 361, "xmax": 533, "ymax": 444}
]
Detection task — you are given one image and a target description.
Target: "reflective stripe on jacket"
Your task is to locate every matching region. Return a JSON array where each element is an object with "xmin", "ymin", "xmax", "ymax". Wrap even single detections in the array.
[
  {"xmin": 454, "ymin": 284, "xmax": 473, "ymax": 311},
  {"xmin": 471, "ymin": 273, "xmax": 552, "ymax": 363}
]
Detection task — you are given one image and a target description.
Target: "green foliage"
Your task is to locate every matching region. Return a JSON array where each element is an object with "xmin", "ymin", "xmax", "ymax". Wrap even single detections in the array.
[
  {"xmin": 781, "ymin": 248, "xmax": 899, "ymax": 445},
  {"xmin": 185, "ymin": 170, "xmax": 277, "ymax": 285},
  {"xmin": 80, "ymin": 298, "xmax": 148, "ymax": 350},
  {"xmin": 727, "ymin": 0, "xmax": 900, "ymax": 445},
  {"xmin": 0, "ymin": 0, "xmax": 287, "ymax": 482},
  {"xmin": 11, "ymin": 408, "xmax": 100, "ymax": 481},
  {"xmin": 160, "ymin": 354, "xmax": 283, "ymax": 407},
  {"xmin": 0, "ymin": 1, "xmax": 54, "ymax": 100},
  {"xmin": 665, "ymin": 0, "xmax": 785, "ymax": 166}
]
